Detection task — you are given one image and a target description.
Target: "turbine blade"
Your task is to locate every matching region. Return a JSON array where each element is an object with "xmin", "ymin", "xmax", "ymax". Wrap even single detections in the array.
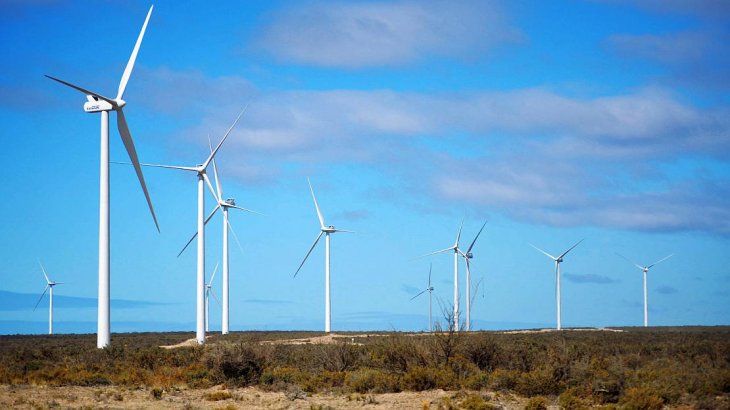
[
  {"xmin": 33, "ymin": 285, "xmax": 49, "ymax": 312},
  {"xmin": 202, "ymin": 173, "xmax": 221, "ymax": 204},
  {"xmin": 177, "ymin": 205, "xmax": 221, "ymax": 257},
  {"xmin": 230, "ymin": 204, "xmax": 263, "ymax": 215},
  {"xmin": 116, "ymin": 5, "xmax": 153, "ymax": 100},
  {"xmin": 428, "ymin": 263, "xmax": 432, "ymax": 287},
  {"xmin": 307, "ymin": 178, "xmax": 325, "ymax": 228},
  {"xmin": 294, "ymin": 231, "xmax": 324, "ymax": 277},
  {"xmin": 207, "ymin": 135, "xmax": 223, "ymax": 201},
  {"xmin": 201, "ymin": 106, "xmax": 248, "ymax": 170},
  {"xmin": 558, "ymin": 238, "xmax": 585, "ymax": 259},
  {"xmin": 209, "ymin": 262, "xmax": 219, "ymax": 285},
  {"xmin": 210, "ymin": 290, "xmax": 222, "ymax": 307},
  {"xmin": 615, "ymin": 252, "xmax": 644, "ymax": 271},
  {"xmin": 333, "ymin": 229, "xmax": 354, "ymax": 233},
  {"xmin": 466, "ymin": 220, "xmax": 488, "ymax": 254},
  {"xmin": 648, "ymin": 254, "xmax": 674, "ymax": 269},
  {"xmin": 410, "ymin": 289, "xmax": 428, "ymax": 300},
  {"xmin": 38, "ymin": 260, "xmax": 50, "ymax": 284},
  {"xmin": 113, "ymin": 161, "xmax": 197, "ymax": 172},
  {"xmin": 529, "ymin": 243, "xmax": 557, "ymax": 260},
  {"xmin": 414, "ymin": 247, "xmax": 454, "ymax": 260},
  {"xmin": 471, "ymin": 276, "xmax": 484, "ymax": 306},
  {"xmin": 454, "ymin": 218, "xmax": 464, "ymax": 248},
  {"xmin": 227, "ymin": 219, "xmax": 246, "ymax": 255},
  {"xmin": 44, "ymin": 75, "xmax": 115, "ymax": 104},
  {"xmin": 116, "ymin": 108, "xmax": 159, "ymax": 232}
]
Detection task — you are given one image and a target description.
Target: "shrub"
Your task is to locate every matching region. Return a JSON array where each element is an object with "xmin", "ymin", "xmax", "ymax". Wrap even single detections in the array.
[
  {"xmin": 402, "ymin": 366, "xmax": 456, "ymax": 391},
  {"xmin": 490, "ymin": 369, "xmax": 520, "ymax": 391},
  {"xmin": 464, "ymin": 371, "xmax": 490, "ymax": 391},
  {"xmin": 524, "ymin": 396, "xmax": 549, "ymax": 410},
  {"xmin": 515, "ymin": 367, "xmax": 561, "ymax": 397},
  {"xmin": 459, "ymin": 393, "xmax": 496, "ymax": 410},
  {"xmin": 207, "ymin": 343, "xmax": 265, "ymax": 386},
  {"xmin": 619, "ymin": 387, "xmax": 663, "ymax": 410},
  {"xmin": 345, "ymin": 369, "xmax": 400, "ymax": 393},
  {"xmin": 150, "ymin": 387, "xmax": 163, "ymax": 400},
  {"xmin": 558, "ymin": 388, "xmax": 589, "ymax": 410}
]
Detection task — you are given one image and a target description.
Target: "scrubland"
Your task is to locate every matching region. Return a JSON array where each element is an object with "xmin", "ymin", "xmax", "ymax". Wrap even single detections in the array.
[{"xmin": 0, "ymin": 327, "xmax": 728, "ymax": 409}]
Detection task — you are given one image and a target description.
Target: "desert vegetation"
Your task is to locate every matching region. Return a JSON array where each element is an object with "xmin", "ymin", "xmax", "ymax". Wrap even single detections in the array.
[{"xmin": 0, "ymin": 327, "xmax": 728, "ymax": 408}]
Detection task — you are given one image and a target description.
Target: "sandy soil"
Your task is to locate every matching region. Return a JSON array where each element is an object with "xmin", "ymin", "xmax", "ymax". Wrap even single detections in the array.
[{"xmin": 0, "ymin": 384, "xmax": 530, "ymax": 409}]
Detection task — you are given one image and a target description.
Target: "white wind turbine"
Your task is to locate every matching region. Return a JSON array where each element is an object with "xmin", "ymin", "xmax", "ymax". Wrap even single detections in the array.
[
  {"xmin": 46, "ymin": 5, "xmax": 158, "ymax": 348},
  {"xmin": 529, "ymin": 239, "xmax": 584, "ymax": 330},
  {"xmin": 294, "ymin": 178, "xmax": 353, "ymax": 333},
  {"xmin": 410, "ymin": 264, "xmax": 435, "ymax": 332},
  {"xmin": 33, "ymin": 261, "xmax": 64, "ymax": 335},
  {"xmin": 458, "ymin": 221, "xmax": 487, "ymax": 331},
  {"xmin": 616, "ymin": 253, "xmax": 673, "ymax": 327},
  {"xmin": 418, "ymin": 221, "xmax": 463, "ymax": 331},
  {"xmin": 136, "ymin": 109, "xmax": 246, "ymax": 345},
  {"xmin": 201, "ymin": 135, "xmax": 258, "ymax": 335},
  {"xmin": 205, "ymin": 262, "xmax": 220, "ymax": 333}
]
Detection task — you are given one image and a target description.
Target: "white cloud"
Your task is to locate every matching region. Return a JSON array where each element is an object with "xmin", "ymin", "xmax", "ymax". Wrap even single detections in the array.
[
  {"xmin": 254, "ymin": 0, "xmax": 521, "ymax": 68},
  {"xmin": 137, "ymin": 67, "xmax": 730, "ymax": 234}
]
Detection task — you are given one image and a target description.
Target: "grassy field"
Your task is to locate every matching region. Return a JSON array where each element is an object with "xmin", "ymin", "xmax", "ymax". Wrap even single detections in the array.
[{"xmin": 0, "ymin": 327, "xmax": 728, "ymax": 408}]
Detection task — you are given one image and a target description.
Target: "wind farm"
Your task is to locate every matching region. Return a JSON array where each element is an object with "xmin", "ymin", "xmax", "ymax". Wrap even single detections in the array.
[{"xmin": 2, "ymin": 1, "xmax": 728, "ymax": 409}]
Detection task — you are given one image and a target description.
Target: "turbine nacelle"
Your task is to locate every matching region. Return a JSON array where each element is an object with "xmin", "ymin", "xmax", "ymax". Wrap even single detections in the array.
[
  {"xmin": 83, "ymin": 97, "xmax": 114, "ymax": 113},
  {"xmin": 466, "ymin": 252, "xmax": 474, "ymax": 259},
  {"xmin": 225, "ymin": 198, "xmax": 236, "ymax": 206},
  {"xmin": 322, "ymin": 225, "xmax": 337, "ymax": 233}
]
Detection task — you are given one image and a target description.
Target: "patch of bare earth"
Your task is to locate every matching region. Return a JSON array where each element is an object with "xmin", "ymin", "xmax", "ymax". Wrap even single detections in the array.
[{"xmin": 0, "ymin": 385, "xmax": 528, "ymax": 409}]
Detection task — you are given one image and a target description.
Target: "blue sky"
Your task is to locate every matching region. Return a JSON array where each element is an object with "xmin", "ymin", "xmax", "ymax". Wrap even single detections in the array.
[{"xmin": 0, "ymin": 0, "xmax": 728, "ymax": 334}]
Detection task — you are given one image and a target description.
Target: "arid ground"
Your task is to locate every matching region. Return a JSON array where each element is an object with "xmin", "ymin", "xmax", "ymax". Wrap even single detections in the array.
[{"xmin": 1, "ymin": 327, "xmax": 728, "ymax": 409}]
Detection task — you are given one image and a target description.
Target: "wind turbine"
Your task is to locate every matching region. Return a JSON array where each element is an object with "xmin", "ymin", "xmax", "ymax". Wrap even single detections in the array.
[
  {"xmin": 529, "ymin": 239, "xmax": 584, "ymax": 330},
  {"xmin": 33, "ymin": 261, "xmax": 64, "ymax": 335},
  {"xmin": 458, "ymin": 221, "xmax": 487, "ymax": 331},
  {"xmin": 293, "ymin": 178, "xmax": 353, "ymax": 333},
  {"xmin": 411, "ymin": 264, "xmax": 435, "ymax": 332},
  {"xmin": 203, "ymin": 135, "xmax": 258, "ymax": 335},
  {"xmin": 417, "ymin": 220, "xmax": 463, "ymax": 331},
  {"xmin": 135, "ymin": 109, "xmax": 246, "ymax": 345},
  {"xmin": 46, "ymin": 5, "xmax": 158, "ymax": 349},
  {"xmin": 616, "ymin": 253, "xmax": 673, "ymax": 327},
  {"xmin": 205, "ymin": 262, "xmax": 221, "ymax": 333}
]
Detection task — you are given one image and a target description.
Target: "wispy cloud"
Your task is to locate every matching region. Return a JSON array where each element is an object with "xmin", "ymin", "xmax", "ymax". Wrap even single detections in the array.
[
  {"xmin": 135, "ymin": 67, "xmax": 730, "ymax": 235},
  {"xmin": 564, "ymin": 273, "xmax": 619, "ymax": 284},
  {"xmin": 0, "ymin": 290, "xmax": 166, "ymax": 311},
  {"xmin": 656, "ymin": 285, "xmax": 679, "ymax": 294},
  {"xmin": 241, "ymin": 299, "xmax": 293, "ymax": 305},
  {"xmin": 253, "ymin": 0, "xmax": 521, "ymax": 68},
  {"xmin": 400, "ymin": 283, "xmax": 420, "ymax": 295}
]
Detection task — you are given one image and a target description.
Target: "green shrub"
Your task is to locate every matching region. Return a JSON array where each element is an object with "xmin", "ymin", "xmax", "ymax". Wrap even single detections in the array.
[
  {"xmin": 515, "ymin": 368, "xmax": 561, "ymax": 396},
  {"xmin": 490, "ymin": 368, "xmax": 520, "ymax": 390},
  {"xmin": 345, "ymin": 369, "xmax": 400, "ymax": 393},
  {"xmin": 459, "ymin": 393, "xmax": 496, "ymax": 410},
  {"xmin": 558, "ymin": 388, "xmax": 589, "ymax": 410},
  {"xmin": 402, "ymin": 366, "xmax": 456, "ymax": 391}
]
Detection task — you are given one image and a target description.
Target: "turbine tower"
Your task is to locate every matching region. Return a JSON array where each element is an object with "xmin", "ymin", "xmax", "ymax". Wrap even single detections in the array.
[
  {"xmin": 529, "ymin": 239, "xmax": 584, "ymax": 330},
  {"xmin": 33, "ymin": 261, "xmax": 64, "ymax": 335},
  {"xmin": 46, "ymin": 5, "xmax": 158, "ymax": 348},
  {"xmin": 203, "ymin": 135, "xmax": 258, "ymax": 335},
  {"xmin": 418, "ymin": 220, "xmax": 463, "ymax": 331},
  {"xmin": 137, "ymin": 109, "xmax": 246, "ymax": 345},
  {"xmin": 616, "ymin": 253, "xmax": 673, "ymax": 327},
  {"xmin": 205, "ymin": 262, "xmax": 220, "ymax": 333},
  {"xmin": 410, "ymin": 264, "xmax": 435, "ymax": 332},
  {"xmin": 294, "ymin": 178, "xmax": 353, "ymax": 333},
  {"xmin": 458, "ymin": 221, "xmax": 487, "ymax": 331}
]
